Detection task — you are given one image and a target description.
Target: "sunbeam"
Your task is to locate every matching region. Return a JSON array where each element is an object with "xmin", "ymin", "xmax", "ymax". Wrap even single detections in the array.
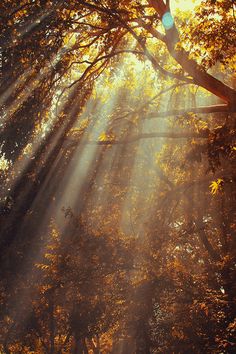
[{"xmin": 0, "ymin": 0, "xmax": 235, "ymax": 353}]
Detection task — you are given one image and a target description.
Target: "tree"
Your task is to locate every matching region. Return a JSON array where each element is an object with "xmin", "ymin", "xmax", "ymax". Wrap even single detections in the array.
[{"xmin": 0, "ymin": 0, "xmax": 236, "ymax": 353}]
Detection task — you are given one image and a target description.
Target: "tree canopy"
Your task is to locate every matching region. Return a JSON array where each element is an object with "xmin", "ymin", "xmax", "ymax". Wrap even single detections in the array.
[{"xmin": 0, "ymin": 0, "xmax": 236, "ymax": 353}]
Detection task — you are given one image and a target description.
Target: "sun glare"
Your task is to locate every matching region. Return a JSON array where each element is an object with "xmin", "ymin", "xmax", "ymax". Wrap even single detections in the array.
[{"xmin": 171, "ymin": 0, "xmax": 202, "ymax": 13}]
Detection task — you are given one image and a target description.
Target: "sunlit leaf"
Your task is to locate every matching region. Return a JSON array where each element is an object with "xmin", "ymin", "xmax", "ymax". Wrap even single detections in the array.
[{"xmin": 209, "ymin": 178, "xmax": 224, "ymax": 195}]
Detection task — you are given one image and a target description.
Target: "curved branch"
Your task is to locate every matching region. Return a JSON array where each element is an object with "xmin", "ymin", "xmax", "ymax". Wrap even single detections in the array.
[{"xmin": 148, "ymin": 0, "xmax": 236, "ymax": 107}]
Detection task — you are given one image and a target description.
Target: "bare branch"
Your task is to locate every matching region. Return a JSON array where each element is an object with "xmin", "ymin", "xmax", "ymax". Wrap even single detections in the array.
[
  {"xmin": 67, "ymin": 131, "xmax": 208, "ymax": 149},
  {"xmin": 146, "ymin": 104, "xmax": 236, "ymax": 119},
  {"xmin": 135, "ymin": 19, "xmax": 166, "ymax": 42}
]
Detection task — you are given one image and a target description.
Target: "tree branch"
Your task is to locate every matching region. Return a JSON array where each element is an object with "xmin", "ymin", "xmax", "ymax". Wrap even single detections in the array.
[
  {"xmin": 67, "ymin": 131, "xmax": 208, "ymax": 149},
  {"xmin": 135, "ymin": 19, "xmax": 166, "ymax": 42},
  {"xmin": 195, "ymin": 216, "xmax": 221, "ymax": 261},
  {"xmin": 80, "ymin": 0, "xmax": 193, "ymax": 83},
  {"xmin": 148, "ymin": 0, "xmax": 236, "ymax": 106},
  {"xmin": 146, "ymin": 104, "xmax": 236, "ymax": 119}
]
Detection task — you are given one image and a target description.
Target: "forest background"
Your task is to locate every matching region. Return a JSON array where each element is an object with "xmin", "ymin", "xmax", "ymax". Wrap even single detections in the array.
[{"xmin": 0, "ymin": 0, "xmax": 235, "ymax": 353}]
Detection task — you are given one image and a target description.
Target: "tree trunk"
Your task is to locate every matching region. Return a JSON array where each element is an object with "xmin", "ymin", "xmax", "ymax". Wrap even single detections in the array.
[{"xmin": 195, "ymin": 215, "xmax": 220, "ymax": 262}]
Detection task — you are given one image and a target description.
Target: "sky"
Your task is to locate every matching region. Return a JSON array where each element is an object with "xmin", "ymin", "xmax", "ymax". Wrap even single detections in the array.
[{"xmin": 171, "ymin": 0, "xmax": 202, "ymax": 13}]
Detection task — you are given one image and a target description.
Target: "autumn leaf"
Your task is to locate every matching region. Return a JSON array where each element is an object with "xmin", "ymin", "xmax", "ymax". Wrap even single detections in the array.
[
  {"xmin": 99, "ymin": 132, "xmax": 115, "ymax": 142},
  {"xmin": 209, "ymin": 178, "xmax": 223, "ymax": 195}
]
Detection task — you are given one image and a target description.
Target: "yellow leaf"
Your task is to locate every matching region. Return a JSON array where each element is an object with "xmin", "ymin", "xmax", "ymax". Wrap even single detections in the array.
[
  {"xmin": 99, "ymin": 132, "xmax": 115, "ymax": 142},
  {"xmin": 209, "ymin": 178, "xmax": 223, "ymax": 195},
  {"xmin": 99, "ymin": 132, "xmax": 108, "ymax": 141}
]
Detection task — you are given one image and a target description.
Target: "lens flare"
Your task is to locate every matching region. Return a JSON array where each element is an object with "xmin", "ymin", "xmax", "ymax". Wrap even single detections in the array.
[{"xmin": 162, "ymin": 12, "xmax": 174, "ymax": 30}]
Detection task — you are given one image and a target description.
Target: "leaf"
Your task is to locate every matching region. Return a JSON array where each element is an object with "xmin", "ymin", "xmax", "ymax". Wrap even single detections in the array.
[
  {"xmin": 99, "ymin": 132, "xmax": 115, "ymax": 142},
  {"xmin": 209, "ymin": 178, "xmax": 223, "ymax": 195},
  {"xmin": 99, "ymin": 132, "xmax": 108, "ymax": 141}
]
